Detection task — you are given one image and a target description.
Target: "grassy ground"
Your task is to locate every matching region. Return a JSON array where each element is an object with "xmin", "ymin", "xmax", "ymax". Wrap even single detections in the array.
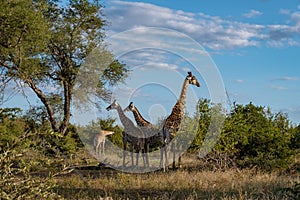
[{"xmin": 49, "ymin": 151, "xmax": 299, "ymax": 199}]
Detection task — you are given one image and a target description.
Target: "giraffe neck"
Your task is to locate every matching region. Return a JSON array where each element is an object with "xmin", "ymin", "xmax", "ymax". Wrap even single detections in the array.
[
  {"xmin": 116, "ymin": 104, "xmax": 135, "ymax": 129},
  {"xmin": 132, "ymin": 108, "xmax": 151, "ymax": 127},
  {"xmin": 163, "ymin": 78, "xmax": 189, "ymax": 132},
  {"xmin": 177, "ymin": 78, "xmax": 189, "ymax": 110}
]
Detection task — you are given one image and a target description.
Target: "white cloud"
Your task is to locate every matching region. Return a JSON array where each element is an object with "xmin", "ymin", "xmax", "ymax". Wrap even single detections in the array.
[
  {"xmin": 279, "ymin": 9, "xmax": 290, "ymax": 15},
  {"xmin": 234, "ymin": 79, "xmax": 244, "ymax": 83},
  {"xmin": 276, "ymin": 106, "xmax": 300, "ymax": 124},
  {"xmin": 139, "ymin": 62, "xmax": 179, "ymax": 71},
  {"xmin": 273, "ymin": 76, "xmax": 299, "ymax": 81},
  {"xmin": 283, "ymin": 76, "xmax": 298, "ymax": 81},
  {"xmin": 112, "ymin": 85, "xmax": 152, "ymax": 100},
  {"xmin": 243, "ymin": 10, "xmax": 263, "ymax": 18},
  {"xmin": 105, "ymin": 1, "xmax": 300, "ymax": 50},
  {"xmin": 105, "ymin": 1, "xmax": 264, "ymax": 50},
  {"xmin": 291, "ymin": 12, "xmax": 300, "ymax": 28},
  {"xmin": 267, "ymin": 39, "xmax": 295, "ymax": 47},
  {"xmin": 270, "ymin": 85, "xmax": 288, "ymax": 90}
]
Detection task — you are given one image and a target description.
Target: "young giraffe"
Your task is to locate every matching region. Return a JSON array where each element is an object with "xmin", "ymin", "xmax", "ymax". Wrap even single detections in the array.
[
  {"xmin": 94, "ymin": 130, "xmax": 114, "ymax": 159},
  {"xmin": 161, "ymin": 72, "xmax": 200, "ymax": 171},
  {"xmin": 106, "ymin": 100, "xmax": 149, "ymax": 167},
  {"xmin": 124, "ymin": 102, "xmax": 162, "ymax": 151}
]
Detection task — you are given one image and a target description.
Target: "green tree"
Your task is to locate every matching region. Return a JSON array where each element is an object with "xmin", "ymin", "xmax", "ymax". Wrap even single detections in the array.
[
  {"xmin": 290, "ymin": 125, "xmax": 300, "ymax": 163},
  {"xmin": 190, "ymin": 99, "xmax": 226, "ymax": 153},
  {"xmin": 190, "ymin": 98, "xmax": 212, "ymax": 150},
  {"xmin": 291, "ymin": 125, "xmax": 300, "ymax": 150},
  {"xmin": 0, "ymin": 0, "xmax": 128, "ymax": 135},
  {"xmin": 192, "ymin": 100, "xmax": 295, "ymax": 170},
  {"xmin": 219, "ymin": 103, "xmax": 293, "ymax": 170},
  {"xmin": 0, "ymin": 0, "xmax": 50, "ymax": 104}
]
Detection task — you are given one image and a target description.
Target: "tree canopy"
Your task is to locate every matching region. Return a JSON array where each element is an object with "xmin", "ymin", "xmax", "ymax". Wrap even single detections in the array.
[{"xmin": 0, "ymin": 0, "xmax": 129, "ymax": 135}]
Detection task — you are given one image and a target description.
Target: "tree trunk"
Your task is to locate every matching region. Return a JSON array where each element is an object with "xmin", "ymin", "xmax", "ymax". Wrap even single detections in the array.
[
  {"xmin": 59, "ymin": 80, "xmax": 71, "ymax": 135},
  {"xmin": 26, "ymin": 79, "xmax": 59, "ymax": 132}
]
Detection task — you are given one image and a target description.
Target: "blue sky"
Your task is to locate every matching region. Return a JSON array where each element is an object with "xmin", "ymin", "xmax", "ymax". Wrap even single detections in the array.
[
  {"xmin": 98, "ymin": 0, "xmax": 300, "ymax": 124},
  {"xmin": 2, "ymin": 0, "xmax": 300, "ymax": 126}
]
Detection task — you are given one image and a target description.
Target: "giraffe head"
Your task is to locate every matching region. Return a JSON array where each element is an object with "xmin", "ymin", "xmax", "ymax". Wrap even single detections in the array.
[
  {"xmin": 187, "ymin": 72, "xmax": 200, "ymax": 87},
  {"xmin": 106, "ymin": 100, "xmax": 119, "ymax": 111},
  {"xmin": 124, "ymin": 102, "xmax": 135, "ymax": 112},
  {"xmin": 101, "ymin": 130, "xmax": 114, "ymax": 136}
]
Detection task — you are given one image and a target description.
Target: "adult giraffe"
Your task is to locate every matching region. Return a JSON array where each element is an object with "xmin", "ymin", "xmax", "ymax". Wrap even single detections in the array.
[
  {"xmin": 161, "ymin": 72, "xmax": 200, "ymax": 171},
  {"xmin": 106, "ymin": 100, "xmax": 149, "ymax": 167},
  {"xmin": 124, "ymin": 102, "xmax": 162, "ymax": 151}
]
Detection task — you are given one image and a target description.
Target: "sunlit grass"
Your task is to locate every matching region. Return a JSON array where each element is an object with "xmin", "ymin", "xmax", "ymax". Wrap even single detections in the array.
[{"xmin": 53, "ymin": 152, "xmax": 299, "ymax": 199}]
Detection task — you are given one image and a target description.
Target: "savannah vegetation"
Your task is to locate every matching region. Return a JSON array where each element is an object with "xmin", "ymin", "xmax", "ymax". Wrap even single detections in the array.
[{"xmin": 0, "ymin": 0, "xmax": 299, "ymax": 199}]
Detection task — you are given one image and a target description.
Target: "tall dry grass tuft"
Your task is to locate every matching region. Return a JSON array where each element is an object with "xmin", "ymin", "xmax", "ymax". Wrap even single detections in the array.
[{"xmin": 55, "ymin": 165, "xmax": 299, "ymax": 199}]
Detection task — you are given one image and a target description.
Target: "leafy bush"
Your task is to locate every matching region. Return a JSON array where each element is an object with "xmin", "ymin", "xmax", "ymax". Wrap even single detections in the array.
[
  {"xmin": 0, "ymin": 132, "xmax": 60, "ymax": 199},
  {"xmin": 0, "ymin": 108, "xmax": 26, "ymax": 153},
  {"xmin": 290, "ymin": 125, "xmax": 300, "ymax": 149},
  {"xmin": 192, "ymin": 99, "xmax": 296, "ymax": 171}
]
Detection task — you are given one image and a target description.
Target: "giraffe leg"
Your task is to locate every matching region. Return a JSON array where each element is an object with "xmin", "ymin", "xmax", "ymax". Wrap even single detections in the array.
[
  {"xmin": 165, "ymin": 130, "xmax": 171, "ymax": 171},
  {"xmin": 146, "ymin": 142, "xmax": 150, "ymax": 167},
  {"xmin": 159, "ymin": 135, "xmax": 164, "ymax": 169},
  {"xmin": 160, "ymin": 139, "xmax": 169, "ymax": 171},
  {"xmin": 102, "ymin": 140, "xmax": 105, "ymax": 157},
  {"xmin": 134, "ymin": 143, "xmax": 140, "ymax": 167},
  {"xmin": 123, "ymin": 134, "xmax": 127, "ymax": 167},
  {"xmin": 96, "ymin": 143, "xmax": 100, "ymax": 159},
  {"xmin": 141, "ymin": 145, "xmax": 146, "ymax": 167},
  {"xmin": 178, "ymin": 144, "xmax": 182, "ymax": 168},
  {"xmin": 164, "ymin": 145, "xmax": 168, "ymax": 171},
  {"xmin": 99, "ymin": 142, "xmax": 103, "ymax": 159},
  {"xmin": 136, "ymin": 148, "xmax": 142, "ymax": 167},
  {"xmin": 160, "ymin": 131, "xmax": 166, "ymax": 170},
  {"xmin": 160, "ymin": 146, "xmax": 164, "ymax": 169},
  {"xmin": 130, "ymin": 143, "xmax": 134, "ymax": 167},
  {"xmin": 160, "ymin": 142, "xmax": 167, "ymax": 170},
  {"xmin": 143, "ymin": 140, "xmax": 149, "ymax": 167},
  {"xmin": 178, "ymin": 155, "xmax": 182, "ymax": 169},
  {"xmin": 172, "ymin": 142, "xmax": 176, "ymax": 169},
  {"xmin": 143, "ymin": 143, "xmax": 149, "ymax": 167}
]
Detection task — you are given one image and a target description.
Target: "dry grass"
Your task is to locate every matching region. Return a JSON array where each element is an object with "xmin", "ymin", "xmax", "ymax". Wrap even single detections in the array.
[{"xmin": 52, "ymin": 152, "xmax": 300, "ymax": 199}]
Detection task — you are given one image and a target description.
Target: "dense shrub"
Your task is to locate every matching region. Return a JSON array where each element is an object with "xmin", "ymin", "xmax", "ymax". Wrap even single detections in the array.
[
  {"xmin": 290, "ymin": 125, "xmax": 300, "ymax": 150},
  {"xmin": 0, "ymin": 146, "xmax": 59, "ymax": 199},
  {"xmin": 0, "ymin": 108, "xmax": 26, "ymax": 153},
  {"xmin": 1, "ymin": 107, "xmax": 83, "ymax": 157},
  {"xmin": 0, "ymin": 127, "xmax": 60, "ymax": 199},
  {"xmin": 192, "ymin": 99, "xmax": 296, "ymax": 170}
]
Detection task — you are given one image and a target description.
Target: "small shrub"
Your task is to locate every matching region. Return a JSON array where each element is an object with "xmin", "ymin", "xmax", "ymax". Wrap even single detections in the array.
[
  {"xmin": 279, "ymin": 182, "xmax": 300, "ymax": 199},
  {"xmin": 0, "ymin": 133, "xmax": 60, "ymax": 199}
]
